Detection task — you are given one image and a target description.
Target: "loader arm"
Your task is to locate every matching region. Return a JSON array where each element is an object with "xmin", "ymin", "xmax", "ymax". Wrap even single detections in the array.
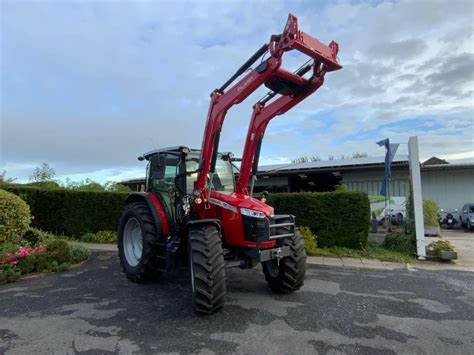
[
  {"xmin": 236, "ymin": 63, "xmax": 328, "ymax": 195},
  {"xmin": 195, "ymin": 14, "xmax": 342, "ymax": 205}
]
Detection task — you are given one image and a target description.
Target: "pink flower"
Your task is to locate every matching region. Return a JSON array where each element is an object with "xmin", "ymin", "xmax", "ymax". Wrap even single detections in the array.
[
  {"xmin": 0, "ymin": 253, "xmax": 19, "ymax": 265},
  {"xmin": 34, "ymin": 245, "xmax": 46, "ymax": 253},
  {"xmin": 5, "ymin": 255, "xmax": 18, "ymax": 263},
  {"xmin": 17, "ymin": 246, "xmax": 33, "ymax": 258}
]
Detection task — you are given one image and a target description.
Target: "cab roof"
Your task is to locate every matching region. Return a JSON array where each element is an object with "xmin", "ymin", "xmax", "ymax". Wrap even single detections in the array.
[{"xmin": 138, "ymin": 146, "xmax": 235, "ymax": 161}]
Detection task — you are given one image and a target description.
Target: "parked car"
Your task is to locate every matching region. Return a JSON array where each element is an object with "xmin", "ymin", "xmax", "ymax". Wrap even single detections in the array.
[
  {"xmin": 377, "ymin": 206, "xmax": 406, "ymax": 225},
  {"xmin": 460, "ymin": 203, "xmax": 474, "ymax": 231}
]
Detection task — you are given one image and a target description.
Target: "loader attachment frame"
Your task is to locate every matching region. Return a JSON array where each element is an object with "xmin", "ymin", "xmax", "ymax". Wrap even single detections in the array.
[{"xmin": 194, "ymin": 13, "xmax": 341, "ymax": 205}]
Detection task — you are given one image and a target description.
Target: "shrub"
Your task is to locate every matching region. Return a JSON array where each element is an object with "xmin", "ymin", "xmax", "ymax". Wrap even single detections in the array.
[
  {"xmin": 0, "ymin": 264, "xmax": 22, "ymax": 283},
  {"xmin": 34, "ymin": 253, "xmax": 51, "ymax": 272},
  {"xmin": 5, "ymin": 186, "xmax": 127, "ymax": 236},
  {"xmin": 0, "ymin": 241, "xmax": 20, "ymax": 255},
  {"xmin": 47, "ymin": 240, "xmax": 72, "ymax": 264},
  {"xmin": 22, "ymin": 227, "xmax": 56, "ymax": 247},
  {"xmin": 334, "ymin": 184, "xmax": 347, "ymax": 192},
  {"xmin": 79, "ymin": 233, "xmax": 97, "ymax": 243},
  {"xmin": 427, "ymin": 240, "xmax": 454, "ymax": 257},
  {"xmin": 298, "ymin": 226, "xmax": 318, "ymax": 255},
  {"xmin": 23, "ymin": 181, "xmax": 62, "ymax": 189},
  {"xmin": 50, "ymin": 261, "xmax": 70, "ymax": 272},
  {"xmin": 382, "ymin": 232, "xmax": 416, "ymax": 255},
  {"xmin": 95, "ymin": 230, "xmax": 117, "ymax": 244},
  {"xmin": 0, "ymin": 189, "xmax": 31, "ymax": 244},
  {"xmin": 267, "ymin": 191, "xmax": 370, "ymax": 249},
  {"xmin": 17, "ymin": 255, "xmax": 37, "ymax": 274},
  {"xmin": 423, "ymin": 199, "xmax": 440, "ymax": 226},
  {"xmin": 71, "ymin": 245, "xmax": 91, "ymax": 264}
]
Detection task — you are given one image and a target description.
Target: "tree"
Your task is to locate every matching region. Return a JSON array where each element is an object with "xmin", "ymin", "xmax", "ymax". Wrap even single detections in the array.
[
  {"xmin": 0, "ymin": 170, "xmax": 16, "ymax": 184},
  {"xmin": 291, "ymin": 155, "xmax": 321, "ymax": 164},
  {"xmin": 104, "ymin": 181, "xmax": 132, "ymax": 192},
  {"xmin": 292, "ymin": 153, "xmax": 369, "ymax": 163},
  {"xmin": 30, "ymin": 163, "xmax": 56, "ymax": 182},
  {"xmin": 352, "ymin": 152, "xmax": 368, "ymax": 159},
  {"xmin": 65, "ymin": 178, "xmax": 105, "ymax": 191}
]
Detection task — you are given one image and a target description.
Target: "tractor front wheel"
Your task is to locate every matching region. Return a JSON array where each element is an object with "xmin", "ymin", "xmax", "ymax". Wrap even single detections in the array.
[
  {"xmin": 262, "ymin": 231, "xmax": 306, "ymax": 293},
  {"xmin": 118, "ymin": 202, "xmax": 161, "ymax": 282},
  {"xmin": 188, "ymin": 225, "xmax": 226, "ymax": 314}
]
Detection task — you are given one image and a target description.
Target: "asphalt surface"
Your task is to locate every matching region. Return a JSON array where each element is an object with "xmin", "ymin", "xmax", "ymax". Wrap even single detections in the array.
[{"xmin": 1, "ymin": 252, "xmax": 473, "ymax": 354}]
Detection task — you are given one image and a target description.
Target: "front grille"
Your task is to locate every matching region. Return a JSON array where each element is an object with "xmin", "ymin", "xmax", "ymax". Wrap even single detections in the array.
[
  {"xmin": 242, "ymin": 214, "xmax": 296, "ymax": 243},
  {"xmin": 242, "ymin": 216, "xmax": 269, "ymax": 242}
]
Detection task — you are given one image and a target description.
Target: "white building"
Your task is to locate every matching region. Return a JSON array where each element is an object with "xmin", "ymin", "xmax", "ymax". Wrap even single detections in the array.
[{"xmin": 253, "ymin": 155, "xmax": 474, "ymax": 211}]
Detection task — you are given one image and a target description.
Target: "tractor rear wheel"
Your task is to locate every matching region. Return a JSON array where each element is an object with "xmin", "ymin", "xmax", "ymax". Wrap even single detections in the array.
[
  {"xmin": 118, "ymin": 202, "xmax": 162, "ymax": 282},
  {"xmin": 262, "ymin": 231, "xmax": 306, "ymax": 293},
  {"xmin": 188, "ymin": 225, "xmax": 226, "ymax": 314}
]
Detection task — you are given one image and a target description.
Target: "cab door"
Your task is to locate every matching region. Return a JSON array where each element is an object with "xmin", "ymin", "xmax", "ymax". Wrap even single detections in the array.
[{"xmin": 148, "ymin": 154, "xmax": 180, "ymax": 223}]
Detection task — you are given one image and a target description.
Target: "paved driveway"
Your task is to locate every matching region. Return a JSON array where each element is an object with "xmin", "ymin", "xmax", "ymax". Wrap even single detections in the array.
[
  {"xmin": 437, "ymin": 229, "xmax": 474, "ymax": 269},
  {"xmin": 1, "ymin": 252, "xmax": 473, "ymax": 354}
]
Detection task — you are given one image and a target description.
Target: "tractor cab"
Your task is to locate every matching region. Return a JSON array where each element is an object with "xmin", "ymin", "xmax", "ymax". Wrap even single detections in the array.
[{"xmin": 139, "ymin": 146, "xmax": 236, "ymax": 226}]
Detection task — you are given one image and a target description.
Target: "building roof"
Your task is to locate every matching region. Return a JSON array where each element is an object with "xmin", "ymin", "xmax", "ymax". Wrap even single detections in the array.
[
  {"xmin": 421, "ymin": 162, "xmax": 474, "ymax": 171},
  {"xmin": 257, "ymin": 154, "xmax": 410, "ymax": 174},
  {"xmin": 422, "ymin": 156, "xmax": 449, "ymax": 165},
  {"xmin": 121, "ymin": 154, "xmax": 474, "ymax": 184}
]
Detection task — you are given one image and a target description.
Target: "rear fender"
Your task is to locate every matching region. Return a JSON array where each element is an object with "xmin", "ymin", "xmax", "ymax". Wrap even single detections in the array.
[{"xmin": 125, "ymin": 192, "xmax": 170, "ymax": 235}]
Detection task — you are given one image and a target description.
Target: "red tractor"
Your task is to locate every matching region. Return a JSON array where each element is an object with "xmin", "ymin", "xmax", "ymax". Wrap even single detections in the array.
[{"xmin": 118, "ymin": 14, "xmax": 342, "ymax": 314}]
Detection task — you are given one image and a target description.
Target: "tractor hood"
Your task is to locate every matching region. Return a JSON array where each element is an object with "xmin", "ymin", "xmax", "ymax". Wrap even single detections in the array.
[{"xmin": 210, "ymin": 191, "xmax": 274, "ymax": 216}]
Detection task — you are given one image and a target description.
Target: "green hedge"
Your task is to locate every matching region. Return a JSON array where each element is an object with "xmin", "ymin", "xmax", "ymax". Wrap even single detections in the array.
[
  {"xmin": 5, "ymin": 186, "xmax": 127, "ymax": 237},
  {"xmin": 267, "ymin": 191, "xmax": 370, "ymax": 249},
  {"xmin": 5, "ymin": 186, "xmax": 370, "ymax": 248}
]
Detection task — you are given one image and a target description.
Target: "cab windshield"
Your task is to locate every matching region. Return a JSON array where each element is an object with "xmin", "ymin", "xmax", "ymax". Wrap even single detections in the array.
[{"xmin": 186, "ymin": 158, "xmax": 235, "ymax": 193}]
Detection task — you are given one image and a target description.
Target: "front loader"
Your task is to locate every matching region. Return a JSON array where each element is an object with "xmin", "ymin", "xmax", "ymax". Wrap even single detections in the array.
[{"xmin": 118, "ymin": 14, "xmax": 342, "ymax": 314}]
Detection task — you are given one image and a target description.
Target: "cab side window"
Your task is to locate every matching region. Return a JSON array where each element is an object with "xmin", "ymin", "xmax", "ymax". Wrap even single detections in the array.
[{"xmin": 152, "ymin": 156, "xmax": 178, "ymax": 193}]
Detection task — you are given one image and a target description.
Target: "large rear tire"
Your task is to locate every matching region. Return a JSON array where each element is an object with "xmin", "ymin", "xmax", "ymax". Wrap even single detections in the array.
[
  {"xmin": 262, "ymin": 231, "xmax": 306, "ymax": 293},
  {"xmin": 188, "ymin": 225, "xmax": 226, "ymax": 314},
  {"xmin": 118, "ymin": 201, "xmax": 162, "ymax": 282}
]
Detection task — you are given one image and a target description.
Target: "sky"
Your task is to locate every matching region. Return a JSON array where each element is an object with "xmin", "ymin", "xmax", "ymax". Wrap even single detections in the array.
[{"xmin": 1, "ymin": 0, "xmax": 473, "ymax": 183}]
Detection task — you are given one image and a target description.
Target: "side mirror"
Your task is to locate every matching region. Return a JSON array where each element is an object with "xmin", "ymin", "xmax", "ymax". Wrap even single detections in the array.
[{"xmin": 150, "ymin": 155, "xmax": 166, "ymax": 180}]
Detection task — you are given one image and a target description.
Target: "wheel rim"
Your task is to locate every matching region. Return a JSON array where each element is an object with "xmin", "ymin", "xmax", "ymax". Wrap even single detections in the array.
[
  {"xmin": 266, "ymin": 260, "xmax": 280, "ymax": 278},
  {"xmin": 123, "ymin": 217, "xmax": 143, "ymax": 267}
]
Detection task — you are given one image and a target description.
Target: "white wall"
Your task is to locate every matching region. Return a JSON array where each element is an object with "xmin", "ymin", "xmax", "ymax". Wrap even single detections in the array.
[
  {"xmin": 421, "ymin": 168, "xmax": 474, "ymax": 212},
  {"xmin": 342, "ymin": 166, "xmax": 474, "ymax": 212},
  {"xmin": 342, "ymin": 169, "xmax": 409, "ymax": 197}
]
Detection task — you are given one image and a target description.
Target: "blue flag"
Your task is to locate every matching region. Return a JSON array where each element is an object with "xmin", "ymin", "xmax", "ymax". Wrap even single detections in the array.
[{"xmin": 377, "ymin": 138, "xmax": 399, "ymax": 196}]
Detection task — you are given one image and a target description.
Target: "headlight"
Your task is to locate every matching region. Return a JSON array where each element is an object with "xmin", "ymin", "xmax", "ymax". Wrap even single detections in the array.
[{"xmin": 241, "ymin": 208, "xmax": 266, "ymax": 219}]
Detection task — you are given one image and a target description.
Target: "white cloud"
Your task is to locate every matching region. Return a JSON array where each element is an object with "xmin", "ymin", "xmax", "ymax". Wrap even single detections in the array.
[{"xmin": 1, "ymin": 0, "xmax": 473, "ymax": 181}]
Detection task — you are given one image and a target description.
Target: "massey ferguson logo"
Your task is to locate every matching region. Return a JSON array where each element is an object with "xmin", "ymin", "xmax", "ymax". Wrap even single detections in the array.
[
  {"xmin": 237, "ymin": 75, "xmax": 255, "ymax": 92},
  {"xmin": 209, "ymin": 198, "xmax": 238, "ymax": 213}
]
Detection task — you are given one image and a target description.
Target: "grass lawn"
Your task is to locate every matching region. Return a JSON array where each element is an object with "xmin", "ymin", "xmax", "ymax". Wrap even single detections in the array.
[{"xmin": 308, "ymin": 244, "xmax": 415, "ymax": 264}]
